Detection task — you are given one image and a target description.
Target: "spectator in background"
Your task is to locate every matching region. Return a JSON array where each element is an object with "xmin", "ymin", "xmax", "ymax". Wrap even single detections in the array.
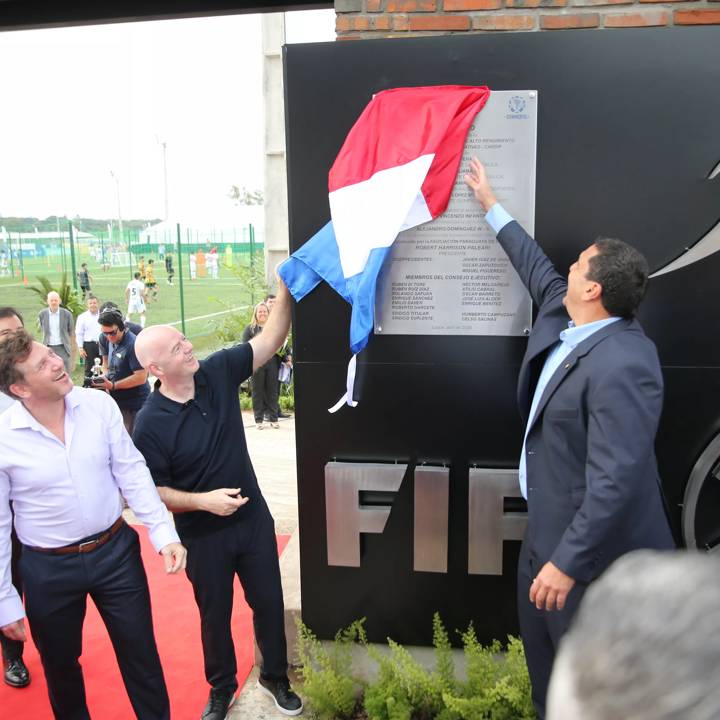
[
  {"xmin": 242, "ymin": 303, "xmax": 279, "ymax": 429},
  {"xmin": 165, "ymin": 253, "xmax": 175, "ymax": 285},
  {"xmin": 125, "ymin": 272, "xmax": 147, "ymax": 328},
  {"xmin": 137, "ymin": 255, "xmax": 146, "ymax": 281},
  {"xmin": 548, "ymin": 550, "xmax": 720, "ymax": 720},
  {"xmin": 145, "ymin": 259, "xmax": 159, "ymax": 302},
  {"xmin": 98, "ymin": 308, "xmax": 150, "ymax": 434},
  {"xmin": 76, "ymin": 263, "xmax": 93, "ymax": 299},
  {"xmin": 37, "ymin": 291, "xmax": 73, "ymax": 373},
  {"xmin": 0, "ymin": 307, "xmax": 30, "ymax": 690},
  {"xmin": 189, "ymin": 252, "xmax": 197, "ymax": 281},
  {"xmin": 0, "ymin": 252, "xmax": 8, "ymax": 277},
  {"xmin": 263, "ymin": 294, "xmax": 292, "ymax": 421},
  {"xmin": 75, "ymin": 294, "xmax": 102, "ymax": 388}
]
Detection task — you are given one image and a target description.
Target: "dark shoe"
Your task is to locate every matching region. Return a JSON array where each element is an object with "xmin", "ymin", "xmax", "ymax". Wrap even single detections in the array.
[
  {"xmin": 278, "ymin": 412, "xmax": 292, "ymax": 419},
  {"xmin": 257, "ymin": 676, "xmax": 303, "ymax": 716},
  {"xmin": 201, "ymin": 687, "xmax": 237, "ymax": 720},
  {"xmin": 4, "ymin": 658, "xmax": 30, "ymax": 688}
]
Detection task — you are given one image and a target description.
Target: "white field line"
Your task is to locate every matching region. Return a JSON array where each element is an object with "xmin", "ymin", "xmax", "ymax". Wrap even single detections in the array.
[{"xmin": 167, "ymin": 304, "xmax": 249, "ymax": 326}]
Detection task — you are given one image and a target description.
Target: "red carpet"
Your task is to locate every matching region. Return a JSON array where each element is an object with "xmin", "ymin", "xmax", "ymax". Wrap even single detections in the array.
[{"xmin": 1, "ymin": 528, "xmax": 290, "ymax": 719}]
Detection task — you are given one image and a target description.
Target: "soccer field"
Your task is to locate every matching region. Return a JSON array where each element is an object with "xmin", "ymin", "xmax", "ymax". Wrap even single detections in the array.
[{"xmin": 0, "ymin": 253, "xmax": 266, "ymax": 357}]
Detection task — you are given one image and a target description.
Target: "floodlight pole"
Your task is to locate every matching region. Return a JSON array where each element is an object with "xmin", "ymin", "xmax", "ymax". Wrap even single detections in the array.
[{"xmin": 176, "ymin": 223, "xmax": 186, "ymax": 336}]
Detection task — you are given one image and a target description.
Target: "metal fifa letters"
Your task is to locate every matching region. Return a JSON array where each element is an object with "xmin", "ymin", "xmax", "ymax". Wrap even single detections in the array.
[{"xmin": 325, "ymin": 462, "xmax": 527, "ymax": 575}]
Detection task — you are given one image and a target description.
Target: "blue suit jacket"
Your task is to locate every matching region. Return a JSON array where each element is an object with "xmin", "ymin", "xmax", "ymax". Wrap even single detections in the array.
[{"xmin": 496, "ymin": 221, "xmax": 676, "ymax": 583}]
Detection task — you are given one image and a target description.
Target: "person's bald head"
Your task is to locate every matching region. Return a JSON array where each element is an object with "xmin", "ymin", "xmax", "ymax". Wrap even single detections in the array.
[{"xmin": 135, "ymin": 325, "xmax": 199, "ymax": 383}]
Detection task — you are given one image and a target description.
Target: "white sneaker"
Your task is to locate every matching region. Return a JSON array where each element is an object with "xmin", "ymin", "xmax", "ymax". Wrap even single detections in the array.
[{"xmin": 257, "ymin": 422, "xmax": 265, "ymax": 430}]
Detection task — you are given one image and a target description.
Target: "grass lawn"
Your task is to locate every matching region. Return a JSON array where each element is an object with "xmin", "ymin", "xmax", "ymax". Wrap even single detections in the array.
[{"xmin": 0, "ymin": 252, "xmax": 266, "ymax": 381}]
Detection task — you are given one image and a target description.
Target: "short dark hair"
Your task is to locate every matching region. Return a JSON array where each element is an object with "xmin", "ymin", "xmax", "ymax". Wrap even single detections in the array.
[
  {"xmin": 134, "ymin": 272, "xmax": 141, "ymax": 280},
  {"xmin": 99, "ymin": 309, "xmax": 125, "ymax": 331},
  {"xmin": 86, "ymin": 293, "xmax": 98, "ymax": 302},
  {"xmin": 0, "ymin": 307, "xmax": 24, "ymax": 325},
  {"xmin": 99, "ymin": 300, "xmax": 119, "ymax": 313},
  {"xmin": 587, "ymin": 238, "xmax": 649, "ymax": 318},
  {"xmin": 0, "ymin": 329, "xmax": 34, "ymax": 398}
]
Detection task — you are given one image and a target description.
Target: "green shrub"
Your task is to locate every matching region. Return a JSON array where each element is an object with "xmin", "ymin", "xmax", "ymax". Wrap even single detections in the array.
[
  {"xmin": 364, "ymin": 614, "xmax": 459, "ymax": 720},
  {"xmin": 296, "ymin": 614, "xmax": 533, "ymax": 720},
  {"xmin": 441, "ymin": 632, "xmax": 534, "ymax": 720},
  {"xmin": 295, "ymin": 617, "xmax": 365, "ymax": 720}
]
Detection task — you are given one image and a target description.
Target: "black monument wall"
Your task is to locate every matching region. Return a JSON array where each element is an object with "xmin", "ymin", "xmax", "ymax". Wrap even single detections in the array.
[{"xmin": 285, "ymin": 28, "xmax": 720, "ymax": 645}]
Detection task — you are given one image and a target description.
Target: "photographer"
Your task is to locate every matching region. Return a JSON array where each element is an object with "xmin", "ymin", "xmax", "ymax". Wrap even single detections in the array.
[{"xmin": 97, "ymin": 308, "xmax": 149, "ymax": 434}]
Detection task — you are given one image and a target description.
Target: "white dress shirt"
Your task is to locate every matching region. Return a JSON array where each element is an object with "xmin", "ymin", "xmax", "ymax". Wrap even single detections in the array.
[
  {"xmin": 75, "ymin": 309, "xmax": 101, "ymax": 345},
  {"xmin": 0, "ymin": 387, "xmax": 179, "ymax": 626},
  {"xmin": 47, "ymin": 308, "xmax": 61, "ymax": 345}
]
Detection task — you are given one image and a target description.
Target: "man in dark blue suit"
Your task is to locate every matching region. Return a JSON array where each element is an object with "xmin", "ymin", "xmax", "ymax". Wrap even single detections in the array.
[{"xmin": 464, "ymin": 157, "xmax": 676, "ymax": 719}]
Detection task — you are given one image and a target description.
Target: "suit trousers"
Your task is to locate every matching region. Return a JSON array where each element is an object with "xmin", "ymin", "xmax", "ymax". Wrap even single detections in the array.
[
  {"xmin": 82, "ymin": 341, "xmax": 101, "ymax": 379},
  {"xmin": 0, "ymin": 530, "xmax": 24, "ymax": 662},
  {"xmin": 183, "ymin": 500, "xmax": 288, "ymax": 693},
  {"xmin": 20, "ymin": 523, "xmax": 170, "ymax": 720},
  {"xmin": 251, "ymin": 359, "xmax": 280, "ymax": 424},
  {"xmin": 517, "ymin": 541, "xmax": 587, "ymax": 720}
]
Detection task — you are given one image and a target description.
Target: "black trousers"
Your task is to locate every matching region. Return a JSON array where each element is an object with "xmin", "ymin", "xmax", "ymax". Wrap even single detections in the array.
[
  {"xmin": 0, "ymin": 529, "xmax": 24, "ymax": 662},
  {"xmin": 82, "ymin": 341, "xmax": 101, "ymax": 379},
  {"xmin": 517, "ymin": 541, "xmax": 587, "ymax": 720},
  {"xmin": 183, "ymin": 500, "xmax": 288, "ymax": 692},
  {"xmin": 21, "ymin": 523, "xmax": 170, "ymax": 720},
  {"xmin": 251, "ymin": 358, "xmax": 280, "ymax": 423}
]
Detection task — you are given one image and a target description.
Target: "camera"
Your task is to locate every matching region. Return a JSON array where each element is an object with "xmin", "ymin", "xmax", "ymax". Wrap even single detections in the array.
[{"xmin": 91, "ymin": 375, "xmax": 106, "ymax": 386}]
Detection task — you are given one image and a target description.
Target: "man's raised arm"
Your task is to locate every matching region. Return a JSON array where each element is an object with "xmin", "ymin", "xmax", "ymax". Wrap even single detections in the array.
[{"xmin": 249, "ymin": 275, "xmax": 292, "ymax": 372}]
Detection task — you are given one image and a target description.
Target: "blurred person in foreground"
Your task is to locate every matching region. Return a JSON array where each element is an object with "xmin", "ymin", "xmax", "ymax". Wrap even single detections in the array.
[
  {"xmin": 548, "ymin": 550, "xmax": 720, "ymax": 720},
  {"xmin": 0, "ymin": 307, "xmax": 30, "ymax": 689},
  {"xmin": 132, "ymin": 275, "xmax": 303, "ymax": 720},
  {"xmin": 0, "ymin": 328, "xmax": 186, "ymax": 720}
]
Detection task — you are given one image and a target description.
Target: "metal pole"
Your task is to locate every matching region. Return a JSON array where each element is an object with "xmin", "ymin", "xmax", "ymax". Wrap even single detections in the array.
[
  {"xmin": 162, "ymin": 141, "xmax": 169, "ymax": 221},
  {"xmin": 249, "ymin": 223, "xmax": 255, "ymax": 269},
  {"xmin": 17, "ymin": 233, "xmax": 25, "ymax": 283},
  {"xmin": 8, "ymin": 233, "xmax": 15, "ymax": 278},
  {"xmin": 68, "ymin": 221, "xmax": 78, "ymax": 291},
  {"xmin": 176, "ymin": 223, "xmax": 186, "ymax": 336}
]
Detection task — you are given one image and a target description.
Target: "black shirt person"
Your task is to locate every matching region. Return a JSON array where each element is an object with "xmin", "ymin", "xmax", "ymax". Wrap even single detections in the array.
[{"xmin": 132, "ymin": 277, "xmax": 303, "ymax": 720}]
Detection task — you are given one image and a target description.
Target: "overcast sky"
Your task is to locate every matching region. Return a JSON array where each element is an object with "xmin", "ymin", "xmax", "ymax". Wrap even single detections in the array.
[{"xmin": 0, "ymin": 9, "xmax": 335, "ymax": 222}]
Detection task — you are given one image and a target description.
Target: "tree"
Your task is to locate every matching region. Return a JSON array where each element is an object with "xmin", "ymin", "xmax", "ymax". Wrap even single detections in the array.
[{"xmin": 228, "ymin": 185, "xmax": 264, "ymax": 206}]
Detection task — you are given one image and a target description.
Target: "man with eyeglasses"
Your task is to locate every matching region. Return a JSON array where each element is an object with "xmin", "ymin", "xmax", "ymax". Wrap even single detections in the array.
[{"xmin": 97, "ymin": 308, "xmax": 149, "ymax": 434}]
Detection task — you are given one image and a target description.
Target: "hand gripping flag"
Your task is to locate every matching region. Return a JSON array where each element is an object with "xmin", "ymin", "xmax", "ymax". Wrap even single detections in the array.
[{"xmin": 279, "ymin": 85, "xmax": 491, "ymax": 411}]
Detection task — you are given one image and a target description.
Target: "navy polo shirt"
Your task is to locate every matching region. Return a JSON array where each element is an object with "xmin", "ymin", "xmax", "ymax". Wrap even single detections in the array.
[
  {"xmin": 132, "ymin": 343, "xmax": 260, "ymax": 538},
  {"xmin": 107, "ymin": 330, "xmax": 150, "ymax": 412}
]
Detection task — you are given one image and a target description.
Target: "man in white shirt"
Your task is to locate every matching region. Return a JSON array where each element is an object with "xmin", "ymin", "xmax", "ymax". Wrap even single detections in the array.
[
  {"xmin": 75, "ymin": 294, "xmax": 102, "ymax": 387},
  {"xmin": 125, "ymin": 272, "xmax": 147, "ymax": 328},
  {"xmin": 37, "ymin": 291, "xmax": 73, "ymax": 372},
  {"xmin": 0, "ymin": 329, "xmax": 187, "ymax": 719}
]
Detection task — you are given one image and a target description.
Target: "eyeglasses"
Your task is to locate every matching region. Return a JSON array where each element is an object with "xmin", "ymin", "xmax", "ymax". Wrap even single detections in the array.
[{"xmin": 101, "ymin": 328, "xmax": 120, "ymax": 337}]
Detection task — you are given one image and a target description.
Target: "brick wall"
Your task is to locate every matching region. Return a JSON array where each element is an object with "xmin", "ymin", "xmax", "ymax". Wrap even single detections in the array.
[{"xmin": 334, "ymin": 0, "xmax": 720, "ymax": 38}]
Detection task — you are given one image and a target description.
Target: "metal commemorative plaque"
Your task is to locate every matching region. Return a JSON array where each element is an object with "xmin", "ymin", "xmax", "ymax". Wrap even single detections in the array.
[{"xmin": 374, "ymin": 90, "xmax": 537, "ymax": 337}]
